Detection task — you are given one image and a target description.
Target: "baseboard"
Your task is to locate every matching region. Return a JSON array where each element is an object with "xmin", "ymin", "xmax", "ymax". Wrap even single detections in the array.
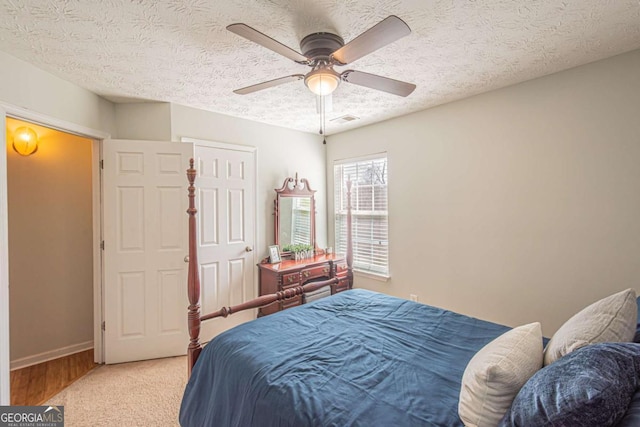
[{"xmin": 10, "ymin": 341, "xmax": 93, "ymax": 371}]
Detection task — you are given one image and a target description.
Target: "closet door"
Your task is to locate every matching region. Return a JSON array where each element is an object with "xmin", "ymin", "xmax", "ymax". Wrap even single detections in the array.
[
  {"xmin": 102, "ymin": 140, "xmax": 192, "ymax": 363},
  {"xmin": 192, "ymin": 141, "xmax": 257, "ymax": 343}
]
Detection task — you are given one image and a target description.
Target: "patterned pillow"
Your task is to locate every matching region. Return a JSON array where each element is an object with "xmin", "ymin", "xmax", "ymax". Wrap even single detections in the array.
[
  {"xmin": 500, "ymin": 342, "xmax": 640, "ymax": 427},
  {"xmin": 543, "ymin": 288, "xmax": 637, "ymax": 365}
]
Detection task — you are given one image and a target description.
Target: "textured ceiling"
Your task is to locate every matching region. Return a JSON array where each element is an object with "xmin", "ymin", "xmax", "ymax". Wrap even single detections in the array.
[{"xmin": 0, "ymin": 1, "xmax": 639, "ymax": 136}]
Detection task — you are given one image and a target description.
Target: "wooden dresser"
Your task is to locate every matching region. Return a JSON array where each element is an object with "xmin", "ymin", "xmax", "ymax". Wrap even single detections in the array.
[{"xmin": 257, "ymin": 254, "xmax": 351, "ymax": 316}]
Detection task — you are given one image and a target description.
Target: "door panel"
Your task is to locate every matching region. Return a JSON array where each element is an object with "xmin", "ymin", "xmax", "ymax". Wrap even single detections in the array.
[
  {"xmin": 120, "ymin": 272, "xmax": 145, "ymax": 337},
  {"xmin": 199, "ymin": 189, "xmax": 218, "ymax": 245},
  {"xmin": 159, "ymin": 269, "xmax": 183, "ymax": 333},
  {"xmin": 103, "ymin": 139, "xmax": 192, "ymax": 364},
  {"xmin": 228, "ymin": 189, "xmax": 245, "ymax": 243}
]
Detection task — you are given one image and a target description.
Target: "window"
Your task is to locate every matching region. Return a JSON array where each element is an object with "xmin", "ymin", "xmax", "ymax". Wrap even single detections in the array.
[{"xmin": 334, "ymin": 154, "xmax": 389, "ymax": 276}]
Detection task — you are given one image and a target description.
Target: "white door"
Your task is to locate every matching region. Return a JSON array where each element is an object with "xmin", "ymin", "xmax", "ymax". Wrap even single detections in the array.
[
  {"xmin": 192, "ymin": 142, "xmax": 257, "ymax": 341},
  {"xmin": 103, "ymin": 139, "xmax": 193, "ymax": 363}
]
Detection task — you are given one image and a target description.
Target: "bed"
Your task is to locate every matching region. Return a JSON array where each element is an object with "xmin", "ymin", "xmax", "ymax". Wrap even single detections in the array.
[
  {"xmin": 179, "ymin": 160, "xmax": 640, "ymax": 427},
  {"xmin": 181, "ymin": 288, "xmax": 510, "ymax": 426}
]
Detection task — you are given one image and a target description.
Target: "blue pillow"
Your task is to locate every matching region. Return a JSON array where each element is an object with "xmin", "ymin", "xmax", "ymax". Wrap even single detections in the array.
[{"xmin": 499, "ymin": 343, "xmax": 640, "ymax": 427}]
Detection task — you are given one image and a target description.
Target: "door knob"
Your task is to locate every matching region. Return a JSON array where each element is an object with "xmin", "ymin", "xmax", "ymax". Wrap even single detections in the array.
[
  {"xmin": 245, "ymin": 246, "xmax": 253, "ymax": 252},
  {"xmin": 184, "ymin": 255, "xmax": 189, "ymax": 263}
]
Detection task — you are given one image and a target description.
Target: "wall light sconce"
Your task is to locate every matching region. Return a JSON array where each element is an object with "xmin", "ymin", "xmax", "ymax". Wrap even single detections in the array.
[{"xmin": 13, "ymin": 126, "xmax": 39, "ymax": 156}]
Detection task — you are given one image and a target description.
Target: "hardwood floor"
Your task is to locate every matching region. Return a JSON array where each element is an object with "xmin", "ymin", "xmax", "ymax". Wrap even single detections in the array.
[{"xmin": 10, "ymin": 349, "xmax": 98, "ymax": 406}]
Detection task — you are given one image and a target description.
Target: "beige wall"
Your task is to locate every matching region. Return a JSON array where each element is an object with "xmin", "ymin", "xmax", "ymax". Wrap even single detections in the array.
[
  {"xmin": 115, "ymin": 102, "xmax": 172, "ymax": 140},
  {"xmin": 327, "ymin": 49, "xmax": 640, "ymax": 337},
  {"xmin": 6, "ymin": 118, "xmax": 94, "ymax": 361}
]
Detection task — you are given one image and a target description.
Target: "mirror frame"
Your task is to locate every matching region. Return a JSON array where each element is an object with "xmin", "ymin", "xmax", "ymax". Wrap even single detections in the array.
[{"xmin": 274, "ymin": 174, "xmax": 316, "ymax": 255}]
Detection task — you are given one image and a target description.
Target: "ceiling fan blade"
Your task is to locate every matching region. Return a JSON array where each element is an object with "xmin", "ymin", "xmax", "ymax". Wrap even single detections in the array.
[
  {"xmin": 227, "ymin": 23, "xmax": 309, "ymax": 64},
  {"xmin": 341, "ymin": 70, "xmax": 416, "ymax": 97},
  {"xmin": 331, "ymin": 15, "xmax": 411, "ymax": 65},
  {"xmin": 233, "ymin": 75, "xmax": 305, "ymax": 95}
]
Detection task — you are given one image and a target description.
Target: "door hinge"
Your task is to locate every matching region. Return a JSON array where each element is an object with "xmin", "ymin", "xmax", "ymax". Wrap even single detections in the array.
[
  {"xmin": 100, "ymin": 159, "xmax": 104, "ymax": 169},
  {"xmin": 100, "ymin": 241, "xmax": 105, "ymax": 250},
  {"xmin": 101, "ymin": 321, "xmax": 106, "ymax": 331}
]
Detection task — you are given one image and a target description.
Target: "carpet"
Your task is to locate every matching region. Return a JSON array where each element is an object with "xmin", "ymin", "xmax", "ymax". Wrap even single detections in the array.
[{"xmin": 45, "ymin": 355, "xmax": 188, "ymax": 427}]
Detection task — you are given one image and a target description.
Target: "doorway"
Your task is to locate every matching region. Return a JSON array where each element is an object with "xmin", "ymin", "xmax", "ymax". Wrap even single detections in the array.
[
  {"xmin": 1, "ymin": 111, "xmax": 105, "ymax": 404},
  {"xmin": 6, "ymin": 117, "xmax": 95, "ymax": 368}
]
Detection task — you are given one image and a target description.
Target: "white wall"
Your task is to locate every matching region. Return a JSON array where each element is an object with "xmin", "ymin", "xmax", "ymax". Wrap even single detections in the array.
[
  {"xmin": 327, "ymin": 49, "xmax": 640, "ymax": 337},
  {"xmin": 115, "ymin": 102, "xmax": 172, "ymax": 141}
]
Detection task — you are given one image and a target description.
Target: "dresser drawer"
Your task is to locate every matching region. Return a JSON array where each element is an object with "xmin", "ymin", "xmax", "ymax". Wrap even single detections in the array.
[
  {"xmin": 335, "ymin": 262, "xmax": 349, "ymax": 277},
  {"xmin": 282, "ymin": 272, "xmax": 300, "ymax": 286},
  {"xmin": 300, "ymin": 264, "xmax": 331, "ymax": 281}
]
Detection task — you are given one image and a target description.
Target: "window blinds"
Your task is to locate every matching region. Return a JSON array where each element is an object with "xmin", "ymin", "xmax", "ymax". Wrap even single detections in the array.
[{"xmin": 334, "ymin": 155, "xmax": 389, "ymax": 276}]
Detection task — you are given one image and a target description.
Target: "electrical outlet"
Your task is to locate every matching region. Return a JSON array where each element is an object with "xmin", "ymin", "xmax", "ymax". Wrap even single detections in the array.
[{"xmin": 409, "ymin": 294, "xmax": 419, "ymax": 302}]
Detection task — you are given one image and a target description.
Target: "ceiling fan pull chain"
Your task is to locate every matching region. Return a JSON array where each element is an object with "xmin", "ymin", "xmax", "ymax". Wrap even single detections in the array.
[{"xmin": 319, "ymin": 90, "xmax": 326, "ymax": 136}]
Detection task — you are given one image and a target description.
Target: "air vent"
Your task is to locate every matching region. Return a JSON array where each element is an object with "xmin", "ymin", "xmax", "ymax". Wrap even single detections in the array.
[{"xmin": 330, "ymin": 115, "xmax": 360, "ymax": 124}]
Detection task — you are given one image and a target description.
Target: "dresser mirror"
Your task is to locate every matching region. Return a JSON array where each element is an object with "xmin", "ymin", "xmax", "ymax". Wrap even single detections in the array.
[{"xmin": 274, "ymin": 174, "xmax": 316, "ymax": 254}]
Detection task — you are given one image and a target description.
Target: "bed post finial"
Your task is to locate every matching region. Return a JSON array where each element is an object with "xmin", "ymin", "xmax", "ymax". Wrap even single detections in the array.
[
  {"xmin": 187, "ymin": 158, "xmax": 202, "ymax": 375},
  {"xmin": 346, "ymin": 179, "xmax": 354, "ymax": 289}
]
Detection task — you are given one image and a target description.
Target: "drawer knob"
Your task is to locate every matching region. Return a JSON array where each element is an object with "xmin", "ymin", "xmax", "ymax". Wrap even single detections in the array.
[{"xmin": 303, "ymin": 271, "xmax": 309, "ymax": 278}]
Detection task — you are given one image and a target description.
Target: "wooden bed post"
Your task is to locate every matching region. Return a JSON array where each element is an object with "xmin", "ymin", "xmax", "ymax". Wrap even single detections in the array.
[
  {"xmin": 186, "ymin": 159, "xmax": 202, "ymax": 376},
  {"xmin": 346, "ymin": 179, "xmax": 354, "ymax": 288}
]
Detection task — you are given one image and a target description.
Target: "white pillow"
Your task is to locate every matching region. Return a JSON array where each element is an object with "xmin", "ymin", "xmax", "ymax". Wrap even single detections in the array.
[
  {"xmin": 458, "ymin": 322, "xmax": 543, "ymax": 427},
  {"xmin": 543, "ymin": 288, "xmax": 637, "ymax": 366}
]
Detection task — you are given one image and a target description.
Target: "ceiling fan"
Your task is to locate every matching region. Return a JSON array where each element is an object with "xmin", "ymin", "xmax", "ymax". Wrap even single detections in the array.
[{"xmin": 227, "ymin": 15, "xmax": 416, "ymax": 98}]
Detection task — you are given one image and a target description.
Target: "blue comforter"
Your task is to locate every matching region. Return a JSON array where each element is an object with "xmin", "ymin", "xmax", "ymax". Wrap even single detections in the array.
[{"xmin": 179, "ymin": 289, "xmax": 510, "ymax": 426}]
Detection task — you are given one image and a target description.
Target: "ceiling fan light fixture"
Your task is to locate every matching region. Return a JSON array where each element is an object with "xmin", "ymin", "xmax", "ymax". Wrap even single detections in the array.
[{"xmin": 305, "ymin": 68, "xmax": 341, "ymax": 96}]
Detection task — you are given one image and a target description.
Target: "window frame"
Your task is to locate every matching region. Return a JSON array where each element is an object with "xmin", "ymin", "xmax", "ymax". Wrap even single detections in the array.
[{"xmin": 334, "ymin": 153, "xmax": 390, "ymax": 278}]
